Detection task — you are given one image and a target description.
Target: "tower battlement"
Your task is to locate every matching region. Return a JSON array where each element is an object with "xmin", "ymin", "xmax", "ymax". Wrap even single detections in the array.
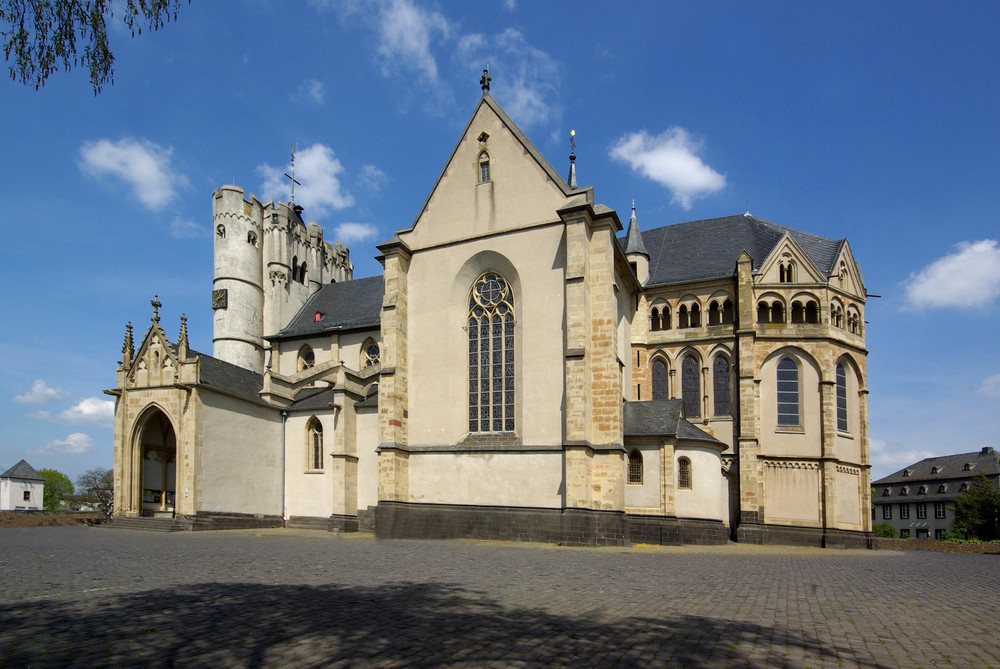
[{"xmin": 211, "ymin": 185, "xmax": 354, "ymax": 373}]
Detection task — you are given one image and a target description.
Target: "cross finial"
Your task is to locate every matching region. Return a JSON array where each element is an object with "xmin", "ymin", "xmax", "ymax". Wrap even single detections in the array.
[
  {"xmin": 150, "ymin": 295, "xmax": 161, "ymax": 323},
  {"xmin": 480, "ymin": 67, "xmax": 491, "ymax": 93},
  {"xmin": 284, "ymin": 145, "xmax": 301, "ymax": 206}
]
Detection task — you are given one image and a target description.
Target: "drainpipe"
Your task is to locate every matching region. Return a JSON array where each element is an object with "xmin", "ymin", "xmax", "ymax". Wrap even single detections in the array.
[{"xmin": 281, "ymin": 410, "xmax": 288, "ymax": 527}]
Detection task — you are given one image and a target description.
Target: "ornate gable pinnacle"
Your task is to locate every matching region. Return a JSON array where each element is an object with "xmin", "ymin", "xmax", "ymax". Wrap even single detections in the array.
[
  {"xmin": 151, "ymin": 294, "xmax": 162, "ymax": 323},
  {"xmin": 178, "ymin": 314, "xmax": 189, "ymax": 350},
  {"xmin": 480, "ymin": 67, "xmax": 491, "ymax": 93},
  {"xmin": 122, "ymin": 322, "xmax": 134, "ymax": 361}
]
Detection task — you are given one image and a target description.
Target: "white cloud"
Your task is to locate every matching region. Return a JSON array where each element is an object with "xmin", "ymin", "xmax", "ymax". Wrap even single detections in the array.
[
  {"xmin": 503, "ymin": 0, "xmax": 516, "ymax": 9},
  {"xmin": 869, "ymin": 438, "xmax": 936, "ymax": 478},
  {"xmin": 609, "ymin": 128, "xmax": 726, "ymax": 210},
  {"xmin": 360, "ymin": 164, "xmax": 388, "ymax": 190},
  {"xmin": 170, "ymin": 217, "xmax": 205, "ymax": 239},
  {"xmin": 30, "ymin": 397, "xmax": 114, "ymax": 428},
  {"xmin": 903, "ymin": 239, "xmax": 1000, "ymax": 310},
  {"xmin": 375, "ymin": 0, "xmax": 450, "ymax": 83},
  {"xmin": 297, "ymin": 78, "xmax": 325, "ymax": 104},
  {"xmin": 457, "ymin": 29, "xmax": 561, "ymax": 128},
  {"xmin": 79, "ymin": 137, "xmax": 188, "ymax": 211},
  {"xmin": 13, "ymin": 380, "xmax": 68, "ymax": 404},
  {"xmin": 980, "ymin": 373, "xmax": 1000, "ymax": 398},
  {"xmin": 40, "ymin": 432, "xmax": 96, "ymax": 455},
  {"xmin": 334, "ymin": 222, "xmax": 380, "ymax": 244},
  {"xmin": 257, "ymin": 144, "xmax": 355, "ymax": 218}
]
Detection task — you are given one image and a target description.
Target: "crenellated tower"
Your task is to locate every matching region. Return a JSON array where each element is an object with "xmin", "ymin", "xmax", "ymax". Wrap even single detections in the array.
[{"xmin": 212, "ymin": 185, "xmax": 354, "ymax": 374}]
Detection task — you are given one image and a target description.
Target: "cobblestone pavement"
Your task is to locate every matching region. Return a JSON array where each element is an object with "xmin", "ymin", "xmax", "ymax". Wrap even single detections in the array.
[{"xmin": 1, "ymin": 527, "xmax": 997, "ymax": 668}]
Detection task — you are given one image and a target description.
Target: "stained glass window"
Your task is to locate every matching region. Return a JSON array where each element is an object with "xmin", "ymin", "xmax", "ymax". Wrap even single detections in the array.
[
  {"xmin": 468, "ymin": 272, "xmax": 514, "ymax": 432},
  {"xmin": 652, "ymin": 359, "xmax": 668, "ymax": 401},
  {"xmin": 682, "ymin": 356, "xmax": 700, "ymax": 417},
  {"xmin": 836, "ymin": 363, "xmax": 848, "ymax": 432},
  {"xmin": 713, "ymin": 356, "xmax": 730, "ymax": 416}
]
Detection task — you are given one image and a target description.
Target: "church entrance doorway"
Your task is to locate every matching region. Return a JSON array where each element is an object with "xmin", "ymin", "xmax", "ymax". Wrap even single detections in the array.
[{"xmin": 137, "ymin": 409, "xmax": 176, "ymax": 517}]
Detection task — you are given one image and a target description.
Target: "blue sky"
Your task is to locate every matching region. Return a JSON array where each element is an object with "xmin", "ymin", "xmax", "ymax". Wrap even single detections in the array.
[{"xmin": 2, "ymin": 1, "xmax": 999, "ymax": 483}]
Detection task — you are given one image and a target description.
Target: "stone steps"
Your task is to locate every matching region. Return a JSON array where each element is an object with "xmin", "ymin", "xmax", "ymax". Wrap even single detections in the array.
[{"xmin": 102, "ymin": 516, "xmax": 185, "ymax": 533}]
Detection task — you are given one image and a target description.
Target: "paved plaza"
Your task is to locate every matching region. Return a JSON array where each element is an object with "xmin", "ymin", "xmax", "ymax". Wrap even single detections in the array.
[{"xmin": 1, "ymin": 527, "xmax": 998, "ymax": 668}]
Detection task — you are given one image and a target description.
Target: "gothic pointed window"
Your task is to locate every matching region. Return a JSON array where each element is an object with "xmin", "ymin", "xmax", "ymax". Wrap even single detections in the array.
[
  {"xmin": 682, "ymin": 355, "xmax": 700, "ymax": 418},
  {"xmin": 836, "ymin": 363, "xmax": 848, "ymax": 432},
  {"xmin": 777, "ymin": 357, "xmax": 799, "ymax": 427},
  {"xmin": 478, "ymin": 151, "xmax": 491, "ymax": 183},
  {"xmin": 307, "ymin": 418, "xmax": 323, "ymax": 471},
  {"xmin": 362, "ymin": 339, "xmax": 380, "ymax": 368},
  {"xmin": 468, "ymin": 272, "xmax": 514, "ymax": 433},
  {"xmin": 713, "ymin": 355, "xmax": 731, "ymax": 417},
  {"xmin": 298, "ymin": 344, "xmax": 315, "ymax": 372},
  {"xmin": 652, "ymin": 358, "xmax": 668, "ymax": 401}
]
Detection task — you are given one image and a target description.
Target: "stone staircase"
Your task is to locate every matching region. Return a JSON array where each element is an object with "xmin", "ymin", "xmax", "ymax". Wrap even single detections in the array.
[{"xmin": 101, "ymin": 516, "xmax": 185, "ymax": 533}]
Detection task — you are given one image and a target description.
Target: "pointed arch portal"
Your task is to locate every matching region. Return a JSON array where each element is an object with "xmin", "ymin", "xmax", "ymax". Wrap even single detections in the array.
[{"xmin": 136, "ymin": 408, "xmax": 177, "ymax": 516}]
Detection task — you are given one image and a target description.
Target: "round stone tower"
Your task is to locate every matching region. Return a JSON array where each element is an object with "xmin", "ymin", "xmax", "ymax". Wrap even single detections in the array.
[{"xmin": 212, "ymin": 185, "xmax": 265, "ymax": 373}]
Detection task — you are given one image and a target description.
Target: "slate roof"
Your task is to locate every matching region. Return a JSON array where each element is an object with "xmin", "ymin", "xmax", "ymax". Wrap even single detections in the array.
[
  {"xmin": 355, "ymin": 383, "xmax": 379, "ymax": 408},
  {"xmin": 625, "ymin": 213, "xmax": 846, "ymax": 287},
  {"xmin": 286, "ymin": 387, "xmax": 339, "ymax": 412},
  {"xmin": 874, "ymin": 448, "xmax": 999, "ymax": 486},
  {"xmin": 273, "ymin": 275, "xmax": 383, "ymax": 340},
  {"xmin": 189, "ymin": 349, "xmax": 267, "ymax": 406},
  {"xmin": 623, "ymin": 400, "xmax": 725, "ymax": 447},
  {"xmin": 1, "ymin": 459, "xmax": 44, "ymax": 482}
]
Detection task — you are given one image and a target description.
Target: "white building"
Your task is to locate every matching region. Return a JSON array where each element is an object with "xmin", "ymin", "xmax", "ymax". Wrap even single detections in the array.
[{"xmin": 0, "ymin": 460, "xmax": 45, "ymax": 511}]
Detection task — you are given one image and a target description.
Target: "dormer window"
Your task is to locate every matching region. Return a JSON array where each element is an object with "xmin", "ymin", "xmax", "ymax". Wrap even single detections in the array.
[
  {"xmin": 902, "ymin": 469, "xmax": 910, "ymax": 477},
  {"xmin": 963, "ymin": 463, "xmax": 972, "ymax": 471},
  {"xmin": 899, "ymin": 487, "xmax": 908, "ymax": 496},
  {"xmin": 918, "ymin": 486, "xmax": 927, "ymax": 495},
  {"xmin": 882, "ymin": 488, "xmax": 890, "ymax": 496},
  {"xmin": 937, "ymin": 484, "xmax": 947, "ymax": 493},
  {"xmin": 478, "ymin": 151, "xmax": 491, "ymax": 183},
  {"xmin": 314, "ymin": 312, "xmax": 322, "ymax": 323},
  {"xmin": 930, "ymin": 466, "xmax": 939, "ymax": 474}
]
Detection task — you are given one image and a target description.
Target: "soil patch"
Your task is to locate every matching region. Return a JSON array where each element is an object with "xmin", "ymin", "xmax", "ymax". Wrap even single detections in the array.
[{"xmin": 0, "ymin": 512, "xmax": 101, "ymax": 528}]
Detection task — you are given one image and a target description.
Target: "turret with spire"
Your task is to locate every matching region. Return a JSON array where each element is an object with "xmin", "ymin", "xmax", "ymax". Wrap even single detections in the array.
[{"xmin": 624, "ymin": 200, "xmax": 649, "ymax": 284}]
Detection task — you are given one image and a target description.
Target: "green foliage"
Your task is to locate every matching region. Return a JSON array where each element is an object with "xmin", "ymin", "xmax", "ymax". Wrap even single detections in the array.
[
  {"xmin": 872, "ymin": 522, "xmax": 897, "ymax": 538},
  {"xmin": 1, "ymin": 0, "xmax": 188, "ymax": 94},
  {"xmin": 941, "ymin": 527, "xmax": 967, "ymax": 542},
  {"xmin": 74, "ymin": 467, "xmax": 113, "ymax": 518},
  {"xmin": 953, "ymin": 474, "xmax": 1000, "ymax": 541},
  {"xmin": 38, "ymin": 468, "xmax": 73, "ymax": 510}
]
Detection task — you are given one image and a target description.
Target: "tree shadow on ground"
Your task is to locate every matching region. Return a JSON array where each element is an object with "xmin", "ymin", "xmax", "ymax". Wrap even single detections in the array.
[{"xmin": 0, "ymin": 581, "xmax": 887, "ymax": 668}]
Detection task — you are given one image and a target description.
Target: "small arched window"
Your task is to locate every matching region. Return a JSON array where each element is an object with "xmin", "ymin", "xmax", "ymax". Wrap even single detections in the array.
[
  {"xmin": 652, "ymin": 358, "xmax": 668, "ymax": 401},
  {"xmin": 805, "ymin": 301, "xmax": 819, "ymax": 324},
  {"xmin": 628, "ymin": 450, "xmax": 643, "ymax": 484},
  {"xmin": 682, "ymin": 355, "xmax": 700, "ymax": 418},
  {"xmin": 216, "ymin": 224, "xmax": 226, "ymax": 238},
  {"xmin": 292, "ymin": 256, "xmax": 299, "ymax": 281},
  {"xmin": 689, "ymin": 304, "xmax": 701, "ymax": 327},
  {"xmin": 713, "ymin": 355, "xmax": 731, "ymax": 416},
  {"xmin": 678, "ymin": 305, "xmax": 689, "ymax": 329},
  {"xmin": 660, "ymin": 305, "xmax": 670, "ymax": 330},
  {"xmin": 247, "ymin": 230, "xmax": 258, "ymax": 246},
  {"xmin": 708, "ymin": 301, "xmax": 721, "ymax": 326},
  {"xmin": 307, "ymin": 418, "xmax": 324, "ymax": 470},
  {"xmin": 836, "ymin": 362, "xmax": 848, "ymax": 432},
  {"xmin": 650, "ymin": 307, "xmax": 661, "ymax": 331},
  {"xmin": 770, "ymin": 302, "xmax": 784, "ymax": 324},
  {"xmin": 779, "ymin": 263, "xmax": 794, "ymax": 283},
  {"xmin": 757, "ymin": 302, "xmax": 770, "ymax": 324},
  {"xmin": 677, "ymin": 457, "xmax": 692, "ymax": 489},
  {"xmin": 776, "ymin": 357, "xmax": 799, "ymax": 427},
  {"xmin": 362, "ymin": 339, "xmax": 380, "ymax": 367},
  {"xmin": 721, "ymin": 299, "xmax": 734, "ymax": 325},
  {"xmin": 478, "ymin": 151, "xmax": 491, "ymax": 183},
  {"xmin": 298, "ymin": 344, "xmax": 315, "ymax": 371},
  {"xmin": 791, "ymin": 301, "xmax": 804, "ymax": 324},
  {"xmin": 299, "ymin": 262, "xmax": 307, "ymax": 284}
]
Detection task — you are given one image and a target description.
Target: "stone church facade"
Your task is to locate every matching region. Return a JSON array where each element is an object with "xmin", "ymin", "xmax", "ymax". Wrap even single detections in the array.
[{"xmin": 110, "ymin": 86, "xmax": 872, "ymax": 547}]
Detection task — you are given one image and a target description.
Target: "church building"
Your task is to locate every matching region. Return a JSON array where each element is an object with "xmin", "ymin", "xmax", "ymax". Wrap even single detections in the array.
[{"xmin": 110, "ymin": 79, "xmax": 872, "ymax": 547}]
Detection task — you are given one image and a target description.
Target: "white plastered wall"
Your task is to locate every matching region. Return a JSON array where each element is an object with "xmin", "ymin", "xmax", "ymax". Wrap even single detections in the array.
[
  {"xmin": 624, "ymin": 445, "xmax": 662, "ymax": 511},
  {"xmin": 674, "ymin": 446, "xmax": 727, "ymax": 521},
  {"xmin": 0, "ymin": 479, "xmax": 43, "ymax": 510},
  {"xmin": 196, "ymin": 392, "xmax": 282, "ymax": 516},
  {"xmin": 356, "ymin": 406, "xmax": 379, "ymax": 510},
  {"xmin": 406, "ymin": 451, "xmax": 563, "ymax": 507},
  {"xmin": 284, "ymin": 411, "xmax": 337, "ymax": 518}
]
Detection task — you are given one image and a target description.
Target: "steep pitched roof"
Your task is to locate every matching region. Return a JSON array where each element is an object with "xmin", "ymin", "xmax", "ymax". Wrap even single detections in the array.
[
  {"xmin": 623, "ymin": 203, "xmax": 648, "ymax": 257},
  {"xmin": 272, "ymin": 275, "xmax": 384, "ymax": 340},
  {"xmin": 623, "ymin": 400, "xmax": 725, "ymax": 447},
  {"xmin": 1, "ymin": 459, "xmax": 44, "ymax": 482},
  {"xmin": 629, "ymin": 213, "xmax": 845, "ymax": 287}
]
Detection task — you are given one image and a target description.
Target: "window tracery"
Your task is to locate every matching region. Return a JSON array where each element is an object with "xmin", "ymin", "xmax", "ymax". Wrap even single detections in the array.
[
  {"xmin": 468, "ymin": 272, "xmax": 514, "ymax": 433},
  {"xmin": 307, "ymin": 417, "xmax": 323, "ymax": 470},
  {"xmin": 298, "ymin": 344, "xmax": 315, "ymax": 371},
  {"xmin": 713, "ymin": 355, "xmax": 731, "ymax": 416},
  {"xmin": 682, "ymin": 355, "xmax": 700, "ymax": 417},
  {"xmin": 652, "ymin": 358, "xmax": 668, "ymax": 401}
]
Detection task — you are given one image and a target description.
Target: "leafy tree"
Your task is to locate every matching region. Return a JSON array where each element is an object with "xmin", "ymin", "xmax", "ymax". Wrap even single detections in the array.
[
  {"xmin": 38, "ymin": 468, "xmax": 74, "ymax": 510},
  {"xmin": 953, "ymin": 474, "xmax": 1000, "ymax": 540},
  {"xmin": 1, "ymin": 0, "xmax": 188, "ymax": 94},
  {"xmin": 872, "ymin": 523, "xmax": 897, "ymax": 538},
  {"xmin": 74, "ymin": 467, "xmax": 113, "ymax": 518}
]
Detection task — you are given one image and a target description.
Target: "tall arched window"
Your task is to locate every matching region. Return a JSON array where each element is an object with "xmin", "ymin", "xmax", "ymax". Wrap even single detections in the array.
[
  {"xmin": 713, "ymin": 356, "xmax": 731, "ymax": 416},
  {"xmin": 468, "ymin": 272, "xmax": 514, "ymax": 433},
  {"xmin": 307, "ymin": 418, "xmax": 323, "ymax": 470},
  {"xmin": 652, "ymin": 358, "xmax": 668, "ymax": 401},
  {"xmin": 628, "ymin": 450, "xmax": 643, "ymax": 484},
  {"xmin": 777, "ymin": 357, "xmax": 799, "ymax": 427},
  {"xmin": 478, "ymin": 151, "xmax": 491, "ymax": 183},
  {"xmin": 682, "ymin": 355, "xmax": 700, "ymax": 418},
  {"xmin": 678, "ymin": 457, "xmax": 692, "ymax": 489},
  {"xmin": 836, "ymin": 362, "xmax": 848, "ymax": 432}
]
